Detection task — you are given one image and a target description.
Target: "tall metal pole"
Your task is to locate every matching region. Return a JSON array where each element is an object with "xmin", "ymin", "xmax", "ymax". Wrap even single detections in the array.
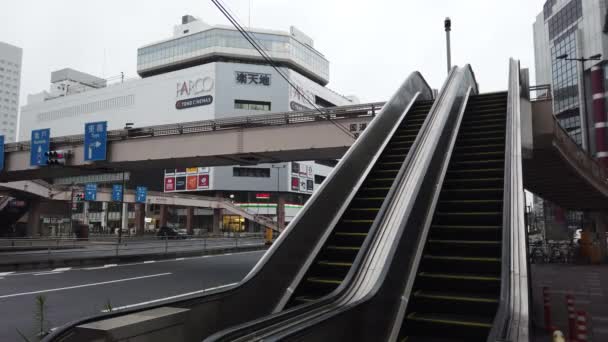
[
  {"xmin": 579, "ymin": 60, "xmax": 591, "ymax": 152},
  {"xmin": 445, "ymin": 17, "xmax": 452, "ymax": 74},
  {"xmin": 118, "ymin": 171, "xmax": 125, "ymax": 244}
]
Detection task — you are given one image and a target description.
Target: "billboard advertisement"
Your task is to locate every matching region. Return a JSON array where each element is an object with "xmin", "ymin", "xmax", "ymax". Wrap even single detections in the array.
[{"xmin": 164, "ymin": 167, "xmax": 211, "ymax": 193}]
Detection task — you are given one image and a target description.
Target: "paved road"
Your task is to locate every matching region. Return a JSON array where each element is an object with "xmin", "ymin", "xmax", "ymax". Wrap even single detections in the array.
[
  {"xmin": 0, "ymin": 237, "xmax": 264, "ymax": 266},
  {"xmin": 0, "ymin": 250, "xmax": 264, "ymax": 341},
  {"xmin": 531, "ymin": 264, "xmax": 608, "ymax": 341}
]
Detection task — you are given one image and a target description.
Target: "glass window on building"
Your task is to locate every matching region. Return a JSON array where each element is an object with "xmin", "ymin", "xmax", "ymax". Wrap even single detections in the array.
[
  {"xmin": 233, "ymin": 167, "xmax": 271, "ymax": 178},
  {"xmin": 234, "ymin": 100, "xmax": 271, "ymax": 111},
  {"xmin": 550, "ymin": 27, "xmax": 583, "ymax": 145},
  {"xmin": 223, "ymin": 215, "xmax": 245, "ymax": 232}
]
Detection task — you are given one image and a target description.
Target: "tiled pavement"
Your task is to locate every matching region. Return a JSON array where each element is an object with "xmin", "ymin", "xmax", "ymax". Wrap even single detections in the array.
[{"xmin": 531, "ymin": 264, "xmax": 608, "ymax": 341}]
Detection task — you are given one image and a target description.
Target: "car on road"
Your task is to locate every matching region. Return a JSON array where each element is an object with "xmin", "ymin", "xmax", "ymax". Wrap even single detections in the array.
[{"xmin": 156, "ymin": 226, "xmax": 187, "ymax": 239}]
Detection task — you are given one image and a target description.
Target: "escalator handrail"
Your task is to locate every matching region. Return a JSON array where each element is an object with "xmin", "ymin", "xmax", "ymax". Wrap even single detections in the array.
[
  {"xmin": 43, "ymin": 72, "xmax": 433, "ymax": 342},
  {"xmin": 218, "ymin": 65, "xmax": 479, "ymax": 342},
  {"xmin": 487, "ymin": 58, "xmax": 530, "ymax": 342},
  {"xmin": 269, "ymin": 65, "xmax": 477, "ymax": 341}
]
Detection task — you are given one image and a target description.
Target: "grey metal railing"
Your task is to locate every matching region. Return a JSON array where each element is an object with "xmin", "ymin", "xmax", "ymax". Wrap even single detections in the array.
[
  {"xmin": 5, "ymin": 102, "xmax": 384, "ymax": 152},
  {"xmin": 0, "ymin": 234, "xmax": 264, "ymax": 263}
]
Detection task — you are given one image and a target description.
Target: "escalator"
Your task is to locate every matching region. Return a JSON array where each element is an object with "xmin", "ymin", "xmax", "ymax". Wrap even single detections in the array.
[
  {"xmin": 287, "ymin": 100, "xmax": 434, "ymax": 307},
  {"xmin": 399, "ymin": 92, "xmax": 507, "ymax": 341}
]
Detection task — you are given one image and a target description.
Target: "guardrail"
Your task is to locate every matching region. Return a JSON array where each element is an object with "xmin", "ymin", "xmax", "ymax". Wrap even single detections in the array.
[
  {"xmin": 0, "ymin": 233, "xmax": 264, "ymax": 261},
  {"xmin": 5, "ymin": 102, "xmax": 385, "ymax": 152}
]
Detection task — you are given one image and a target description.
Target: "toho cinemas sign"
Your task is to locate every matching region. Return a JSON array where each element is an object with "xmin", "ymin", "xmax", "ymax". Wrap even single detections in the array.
[{"xmin": 175, "ymin": 76, "xmax": 214, "ymax": 110}]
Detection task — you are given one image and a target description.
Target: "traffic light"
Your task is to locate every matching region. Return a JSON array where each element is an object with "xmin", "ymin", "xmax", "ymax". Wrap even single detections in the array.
[{"xmin": 45, "ymin": 150, "xmax": 71, "ymax": 165}]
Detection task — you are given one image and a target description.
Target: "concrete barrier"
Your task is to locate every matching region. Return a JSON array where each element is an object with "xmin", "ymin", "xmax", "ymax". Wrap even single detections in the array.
[{"xmin": 0, "ymin": 244, "xmax": 267, "ymax": 272}]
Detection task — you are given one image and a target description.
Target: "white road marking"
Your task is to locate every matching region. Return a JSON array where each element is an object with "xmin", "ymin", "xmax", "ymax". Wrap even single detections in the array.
[
  {"xmin": 143, "ymin": 261, "xmax": 156, "ymax": 264},
  {"xmin": 33, "ymin": 272, "xmax": 63, "ymax": 276},
  {"xmin": 104, "ymin": 264, "xmax": 118, "ymax": 268},
  {"xmin": 101, "ymin": 282, "xmax": 237, "ymax": 312},
  {"xmin": 52, "ymin": 267, "xmax": 72, "ymax": 272},
  {"xmin": 0, "ymin": 273, "xmax": 172, "ymax": 299},
  {"xmin": 175, "ymin": 258, "xmax": 185, "ymax": 261},
  {"xmin": 0, "ymin": 272, "xmax": 15, "ymax": 277}
]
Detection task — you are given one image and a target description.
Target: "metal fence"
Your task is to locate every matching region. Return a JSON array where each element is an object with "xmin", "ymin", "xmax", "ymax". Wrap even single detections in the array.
[
  {"xmin": 0, "ymin": 233, "xmax": 265, "ymax": 261},
  {"xmin": 4, "ymin": 102, "xmax": 385, "ymax": 152}
]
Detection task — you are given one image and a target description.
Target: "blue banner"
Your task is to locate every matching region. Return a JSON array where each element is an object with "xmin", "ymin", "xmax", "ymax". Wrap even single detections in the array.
[
  {"xmin": 30, "ymin": 129, "xmax": 50, "ymax": 166},
  {"xmin": 135, "ymin": 186, "xmax": 147, "ymax": 203},
  {"xmin": 84, "ymin": 183, "xmax": 97, "ymax": 201},
  {"xmin": 84, "ymin": 121, "xmax": 107, "ymax": 161},
  {"xmin": 112, "ymin": 184, "xmax": 123, "ymax": 202}
]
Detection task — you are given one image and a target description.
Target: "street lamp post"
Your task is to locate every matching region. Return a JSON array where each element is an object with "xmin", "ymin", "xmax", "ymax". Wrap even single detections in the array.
[
  {"xmin": 445, "ymin": 17, "xmax": 452, "ymax": 74},
  {"xmin": 271, "ymin": 165, "xmax": 286, "ymax": 231},
  {"xmin": 556, "ymin": 53, "xmax": 602, "ymax": 152}
]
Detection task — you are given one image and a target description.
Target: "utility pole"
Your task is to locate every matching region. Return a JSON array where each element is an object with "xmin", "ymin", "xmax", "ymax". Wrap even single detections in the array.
[{"xmin": 445, "ymin": 17, "xmax": 452, "ymax": 74}]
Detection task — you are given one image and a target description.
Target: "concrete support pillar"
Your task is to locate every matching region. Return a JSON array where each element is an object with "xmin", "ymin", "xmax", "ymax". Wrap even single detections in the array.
[
  {"xmin": 186, "ymin": 207, "xmax": 194, "ymax": 235},
  {"xmin": 591, "ymin": 65, "xmax": 608, "ymax": 167},
  {"xmin": 101, "ymin": 202, "xmax": 108, "ymax": 233},
  {"xmin": 592, "ymin": 212, "xmax": 608, "ymax": 263},
  {"xmin": 212, "ymin": 208, "xmax": 222, "ymax": 234},
  {"xmin": 159, "ymin": 205, "xmax": 168, "ymax": 228},
  {"xmin": 135, "ymin": 203, "xmax": 145, "ymax": 236},
  {"xmin": 121, "ymin": 203, "xmax": 129, "ymax": 231},
  {"xmin": 82, "ymin": 201, "xmax": 90, "ymax": 226},
  {"xmin": 27, "ymin": 199, "xmax": 42, "ymax": 237},
  {"xmin": 277, "ymin": 195, "xmax": 286, "ymax": 231}
]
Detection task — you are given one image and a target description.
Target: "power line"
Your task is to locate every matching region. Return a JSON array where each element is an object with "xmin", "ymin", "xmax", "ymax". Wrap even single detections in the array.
[{"xmin": 210, "ymin": 0, "xmax": 356, "ymax": 139}]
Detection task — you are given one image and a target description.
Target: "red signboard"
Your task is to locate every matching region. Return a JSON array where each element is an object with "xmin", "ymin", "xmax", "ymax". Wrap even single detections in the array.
[
  {"xmin": 198, "ymin": 174, "xmax": 209, "ymax": 188},
  {"xmin": 291, "ymin": 177, "xmax": 300, "ymax": 191},
  {"xmin": 187, "ymin": 175, "xmax": 198, "ymax": 190},
  {"xmin": 256, "ymin": 193, "xmax": 271, "ymax": 199},
  {"xmin": 164, "ymin": 177, "xmax": 176, "ymax": 192}
]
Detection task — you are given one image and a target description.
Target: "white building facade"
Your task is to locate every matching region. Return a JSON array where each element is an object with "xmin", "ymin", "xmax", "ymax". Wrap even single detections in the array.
[
  {"xmin": 18, "ymin": 15, "xmax": 354, "ymax": 230},
  {"xmin": 0, "ymin": 41, "xmax": 22, "ymax": 143}
]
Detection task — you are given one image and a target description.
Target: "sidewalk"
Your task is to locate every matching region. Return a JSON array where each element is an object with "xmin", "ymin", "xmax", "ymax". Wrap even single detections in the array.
[{"xmin": 531, "ymin": 264, "xmax": 608, "ymax": 341}]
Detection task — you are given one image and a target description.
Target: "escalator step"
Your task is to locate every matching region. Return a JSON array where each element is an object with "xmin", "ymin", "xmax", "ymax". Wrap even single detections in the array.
[
  {"xmin": 459, "ymin": 130, "xmax": 505, "ymax": 137},
  {"xmin": 452, "ymin": 151, "xmax": 504, "ymax": 158},
  {"xmin": 305, "ymin": 277, "xmax": 343, "ymax": 285},
  {"xmin": 423, "ymin": 255, "xmax": 500, "ymax": 263},
  {"xmin": 413, "ymin": 290, "xmax": 498, "ymax": 304},
  {"xmin": 406, "ymin": 312, "xmax": 493, "ymax": 340},
  {"xmin": 334, "ymin": 232, "xmax": 369, "ymax": 237},
  {"xmin": 317, "ymin": 261, "xmax": 353, "ymax": 267},
  {"xmin": 452, "ymin": 159, "xmax": 504, "ymax": 165},
  {"xmin": 326, "ymin": 245, "xmax": 361, "ymax": 251}
]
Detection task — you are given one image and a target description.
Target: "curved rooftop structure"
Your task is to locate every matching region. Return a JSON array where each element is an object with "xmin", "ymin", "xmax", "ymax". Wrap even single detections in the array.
[{"xmin": 137, "ymin": 15, "xmax": 330, "ymax": 85}]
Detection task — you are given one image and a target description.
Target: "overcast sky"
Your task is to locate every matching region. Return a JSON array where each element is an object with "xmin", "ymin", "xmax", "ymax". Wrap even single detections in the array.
[{"xmin": 0, "ymin": 0, "xmax": 545, "ymax": 105}]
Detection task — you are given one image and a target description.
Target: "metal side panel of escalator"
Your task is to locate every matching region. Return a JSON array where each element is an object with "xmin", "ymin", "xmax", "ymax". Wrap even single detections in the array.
[{"xmin": 285, "ymin": 101, "xmax": 433, "ymax": 308}]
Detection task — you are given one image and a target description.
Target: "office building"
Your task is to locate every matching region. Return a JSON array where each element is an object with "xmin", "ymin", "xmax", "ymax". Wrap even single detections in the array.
[
  {"xmin": 533, "ymin": 0, "xmax": 608, "ymax": 165},
  {"xmin": 0, "ymin": 41, "xmax": 22, "ymax": 143}
]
